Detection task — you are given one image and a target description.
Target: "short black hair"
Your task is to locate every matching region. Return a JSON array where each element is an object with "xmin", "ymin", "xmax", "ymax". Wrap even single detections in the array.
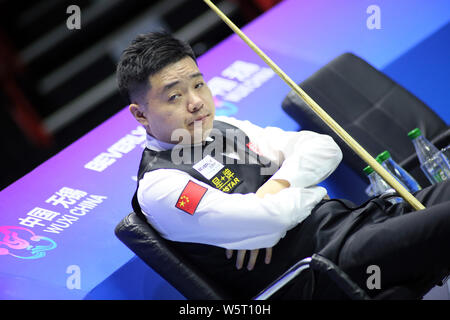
[{"xmin": 116, "ymin": 31, "xmax": 197, "ymax": 104}]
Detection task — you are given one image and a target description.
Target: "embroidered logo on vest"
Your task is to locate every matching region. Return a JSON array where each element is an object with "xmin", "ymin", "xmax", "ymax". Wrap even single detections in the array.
[{"xmin": 210, "ymin": 167, "xmax": 242, "ymax": 193}]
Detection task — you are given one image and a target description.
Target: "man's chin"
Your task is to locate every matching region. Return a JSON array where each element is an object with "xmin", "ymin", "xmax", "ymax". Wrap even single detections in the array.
[
  {"xmin": 174, "ymin": 137, "xmax": 207, "ymax": 146},
  {"xmin": 191, "ymin": 122, "xmax": 213, "ymax": 144},
  {"xmin": 173, "ymin": 132, "xmax": 209, "ymax": 146}
]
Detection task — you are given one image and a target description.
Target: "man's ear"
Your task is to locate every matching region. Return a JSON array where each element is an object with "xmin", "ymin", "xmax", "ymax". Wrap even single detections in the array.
[{"xmin": 129, "ymin": 103, "xmax": 148, "ymax": 126}]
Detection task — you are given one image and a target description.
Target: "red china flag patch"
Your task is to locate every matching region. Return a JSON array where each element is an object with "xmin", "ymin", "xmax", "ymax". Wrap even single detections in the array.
[
  {"xmin": 175, "ymin": 180, "xmax": 207, "ymax": 215},
  {"xmin": 246, "ymin": 141, "xmax": 262, "ymax": 156}
]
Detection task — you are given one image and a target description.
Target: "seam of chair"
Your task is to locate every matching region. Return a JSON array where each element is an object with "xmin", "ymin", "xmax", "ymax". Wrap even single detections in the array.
[
  {"xmin": 346, "ymin": 84, "xmax": 413, "ymax": 160},
  {"xmin": 327, "ymin": 59, "xmax": 394, "ymax": 105},
  {"xmin": 295, "ymin": 84, "xmax": 351, "ymax": 125},
  {"xmin": 306, "ymin": 66, "xmax": 381, "ymax": 123},
  {"xmin": 372, "ymin": 84, "xmax": 425, "ymax": 134},
  {"xmin": 114, "ymin": 219, "xmax": 131, "ymax": 237}
]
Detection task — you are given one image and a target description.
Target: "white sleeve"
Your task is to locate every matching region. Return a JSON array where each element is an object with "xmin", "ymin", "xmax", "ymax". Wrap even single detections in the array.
[
  {"xmin": 216, "ymin": 116, "xmax": 343, "ymax": 188},
  {"xmin": 138, "ymin": 169, "xmax": 327, "ymax": 250}
]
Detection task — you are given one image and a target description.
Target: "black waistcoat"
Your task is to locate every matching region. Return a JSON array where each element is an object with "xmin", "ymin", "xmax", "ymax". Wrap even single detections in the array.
[
  {"xmin": 132, "ymin": 120, "xmax": 293, "ymax": 299},
  {"xmin": 133, "ymin": 120, "xmax": 273, "ymax": 219}
]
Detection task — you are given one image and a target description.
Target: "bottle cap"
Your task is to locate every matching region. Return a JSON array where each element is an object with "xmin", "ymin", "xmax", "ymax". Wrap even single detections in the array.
[
  {"xmin": 363, "ymin": 165, "xmax": 374, "ymax": 175},
  {"xmin": 376, "ymin": 150, "xmax": 391, "ymax": 162},
  {"xmin": 408, "ymin": 128, "xmax": 422, "ymax": 140}
]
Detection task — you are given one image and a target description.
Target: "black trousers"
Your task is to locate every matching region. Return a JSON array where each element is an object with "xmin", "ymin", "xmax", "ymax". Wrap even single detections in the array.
[
  {"xmin": 337, "ymin": 180, "xmax": 450, "ymax": 298},
  {"xmin": 272, "ymin": 180, "xmax": 450, "ymax": 300}
]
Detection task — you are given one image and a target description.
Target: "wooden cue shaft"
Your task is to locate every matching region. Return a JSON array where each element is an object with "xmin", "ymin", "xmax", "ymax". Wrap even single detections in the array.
[{"xmin": 203, "ymin": 0, "xmax": 425, "ymax": 211}]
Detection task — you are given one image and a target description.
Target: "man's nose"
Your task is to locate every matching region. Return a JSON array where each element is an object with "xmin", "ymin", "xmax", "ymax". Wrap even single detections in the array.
[{"xmin": 187, "ymin": 94, "xmax": 204, "ymax": 113}]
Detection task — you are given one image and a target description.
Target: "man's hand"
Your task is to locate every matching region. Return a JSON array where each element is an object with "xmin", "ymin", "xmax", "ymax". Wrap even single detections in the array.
[
  {"xmin": 225, "ymin": 248, "xmax": 272, "ymax": 270},
  {"xmin": 255, "ymin": 178, "xmax": 290, "ymax": 198},
  {"xmin": 224, "ymin": 179, "xmax": 289, "ymax": 271}
]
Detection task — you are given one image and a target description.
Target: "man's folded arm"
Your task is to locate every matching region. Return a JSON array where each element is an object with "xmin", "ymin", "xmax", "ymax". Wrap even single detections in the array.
[
  {"xmin": 216, "ymin": 116, "xmax": 343, "ymax": 188},
  {"xmin": 137, "ymin": 169, "xmax": 327, "ymax": 250}
]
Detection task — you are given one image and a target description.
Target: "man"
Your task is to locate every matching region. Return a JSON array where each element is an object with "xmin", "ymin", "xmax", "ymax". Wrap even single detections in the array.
[{"xmin": 116, "ymin": 31, "xmax": 450, "ymax": 299}]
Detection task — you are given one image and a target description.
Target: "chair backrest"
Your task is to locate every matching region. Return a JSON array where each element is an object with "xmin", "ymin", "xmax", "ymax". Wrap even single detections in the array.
[
  {"xmin": 114, "ymin": 212, "xmax": 231, "ymax": 300},
  {"xmin": 282, "ymin": 52, "xmax": 449, "ymax": 184}
]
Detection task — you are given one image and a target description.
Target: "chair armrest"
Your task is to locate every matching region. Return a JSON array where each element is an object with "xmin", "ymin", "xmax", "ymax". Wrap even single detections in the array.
[
  {"xmin": 253, "ymin": 257, "xmax": 312, "ymax": 300},
  {"xmin": 310, "ymin": 254, "xmax": 370, "ymax": 300},
  {"xmin": 253, "ymin": 254, "xmax": 371, "ymax": 300}
]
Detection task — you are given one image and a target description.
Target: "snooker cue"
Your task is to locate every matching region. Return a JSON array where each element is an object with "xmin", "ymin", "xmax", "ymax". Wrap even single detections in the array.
[{"xmin": 203, "ymin": 0, "xmax": 426, "ymax": 211}]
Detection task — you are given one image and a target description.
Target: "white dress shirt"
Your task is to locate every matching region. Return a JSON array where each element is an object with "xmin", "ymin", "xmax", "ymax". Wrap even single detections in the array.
[{"xmin": 137, "ymin": 116, "xmax": 343, "ymax": 250}]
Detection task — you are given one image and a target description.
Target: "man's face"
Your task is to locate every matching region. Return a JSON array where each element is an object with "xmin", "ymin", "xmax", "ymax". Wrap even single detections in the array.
[{"xmin": 130, "ymin": 57, "xmax": 215, "ymax": 144}]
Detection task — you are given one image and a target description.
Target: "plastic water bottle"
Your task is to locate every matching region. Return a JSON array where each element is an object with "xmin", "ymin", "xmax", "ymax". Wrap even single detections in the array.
[
  {"xmin": 442, "ymin": 145, "xmax": 450, "ymax": 166},
  {"xmin": 365, "ymin": 184, "xmax": 375, "ymax": 197},
  {"xmin": 375, "ymin": 150, "xmax": 421, "ymax": 193},
  {"xmin": 363, "ymin": 165, "xmax": 403, "ymax": 204},
  {"xmin": 363, "ymin": 165, "xmax": 379, "ymax": 196},
  {"xmin": 408, "ymin": 128, "xmax": 450, "ymax": 184}
]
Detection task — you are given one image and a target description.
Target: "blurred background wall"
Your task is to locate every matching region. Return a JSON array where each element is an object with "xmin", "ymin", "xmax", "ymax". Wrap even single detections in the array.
[{"xmin": 0, "ymin": 0, "xmax": 281, "ymax": 190}]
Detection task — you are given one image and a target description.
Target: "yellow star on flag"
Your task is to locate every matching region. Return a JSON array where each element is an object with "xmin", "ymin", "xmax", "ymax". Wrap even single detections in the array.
[{"xmin": 178, "ymin": 195, "xmax": 190, "ymax": 207}]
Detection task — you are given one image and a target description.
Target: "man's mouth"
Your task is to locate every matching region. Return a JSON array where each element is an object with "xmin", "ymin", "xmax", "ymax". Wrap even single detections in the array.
[{"xmin": 189, "ymin": 114, "xmax": 209, "ymax": 125}]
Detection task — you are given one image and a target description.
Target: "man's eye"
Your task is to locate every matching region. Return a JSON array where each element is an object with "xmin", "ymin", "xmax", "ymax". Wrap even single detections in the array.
[
  {"xmin": 195, "ymin": 82, "xmax": 204, "ymax": 89},
  {"xmin": 168, "ymin": 94, "xmax": 180, "ymax": 101}
]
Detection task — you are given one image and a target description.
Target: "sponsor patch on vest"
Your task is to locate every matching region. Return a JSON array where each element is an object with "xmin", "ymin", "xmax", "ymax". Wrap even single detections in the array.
[
  {"xmin": 211, "ymin": 167, "xmax": 242, "ymax": 193},
  {"xmin": 193, "ymin": 155, "xmax": 224, "ymax": 180},
  {"xmin": 175, "ymin": 181, "xmax": 208, "ymax": 215}
]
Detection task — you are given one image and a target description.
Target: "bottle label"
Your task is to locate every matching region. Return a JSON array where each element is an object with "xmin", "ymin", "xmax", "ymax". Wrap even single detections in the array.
[{"xmin": 434, "ymin": 170, "xmax": 448, "ymax": 183}]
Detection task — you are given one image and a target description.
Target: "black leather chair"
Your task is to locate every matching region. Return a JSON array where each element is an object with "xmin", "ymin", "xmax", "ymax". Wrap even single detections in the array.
[
  {"xmin": 282, "ymin": 52, "xmax": 450, "ymax": 187},
  {"xmin": 115, "ymin": 212, "xmax": 372, "ymax": 300}
]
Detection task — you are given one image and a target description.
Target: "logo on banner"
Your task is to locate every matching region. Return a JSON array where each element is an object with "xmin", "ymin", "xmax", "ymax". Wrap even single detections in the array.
[
  {"xmin": 214, "ymin": 97, "xmax": 238, "ymax": 117},
  {"xmin": 207, "ymin": 60, "xmax": 275, "ymax": 104},
  {"xmin": 84, "ymin": 126, "xmax": 147, "ymax": 172},
  {"xmin": 0, "ymin": 226, "xmax": 57, "ymax": 259},
  {"xmin": 4, "ymin": 187, "xmax": 108, "ymax": 262}
]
